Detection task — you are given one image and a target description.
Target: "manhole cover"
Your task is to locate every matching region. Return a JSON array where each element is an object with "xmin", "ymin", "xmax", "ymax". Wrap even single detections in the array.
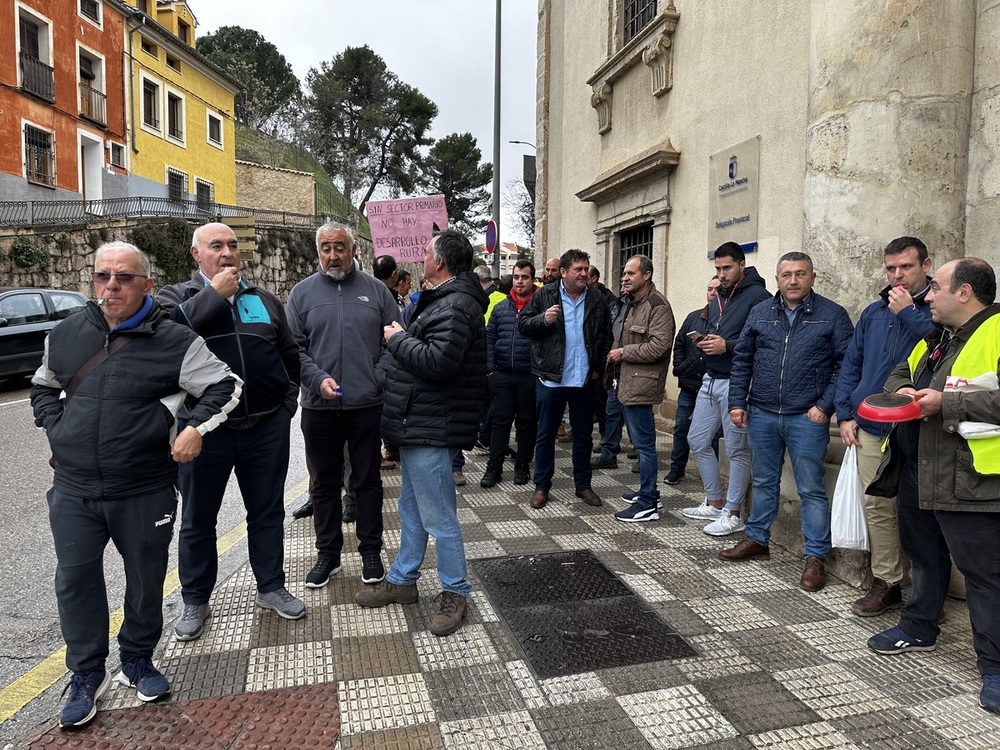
[{"xmin": 472, "ymin": 550, "xmax": 696, "ymax": 678}]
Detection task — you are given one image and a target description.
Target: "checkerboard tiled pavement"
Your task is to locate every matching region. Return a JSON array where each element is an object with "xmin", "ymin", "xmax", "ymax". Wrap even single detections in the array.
[{"xmin": 27, "ymin": 433, "xmax": 1000, "ymax": 748}]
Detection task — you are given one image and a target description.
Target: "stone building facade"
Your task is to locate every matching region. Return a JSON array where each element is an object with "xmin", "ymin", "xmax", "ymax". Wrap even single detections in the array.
[{"xmin": 235, "ymin": 161, "xmax": 315, "ymax": 216}]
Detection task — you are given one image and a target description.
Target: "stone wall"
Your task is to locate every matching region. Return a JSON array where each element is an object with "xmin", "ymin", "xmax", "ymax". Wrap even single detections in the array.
[
  {"xmin": 236, "ymin": 161, "xmax": 315, "ymax": 217},
  {"xmin": 0, "ymin": 219, "xmax": 373, "ymax": 301}
]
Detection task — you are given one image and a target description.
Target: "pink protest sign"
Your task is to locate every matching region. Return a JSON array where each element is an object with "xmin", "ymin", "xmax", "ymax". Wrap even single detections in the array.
[{"xmin": 366, "ymin": 195, "xmax": 449, "ymax": 262}]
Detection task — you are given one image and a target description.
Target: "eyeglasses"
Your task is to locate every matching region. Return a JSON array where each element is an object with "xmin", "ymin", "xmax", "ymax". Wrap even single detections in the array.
[{"xmin": 92, "ymin": 271, "xmax": 147, "ymax": 285}]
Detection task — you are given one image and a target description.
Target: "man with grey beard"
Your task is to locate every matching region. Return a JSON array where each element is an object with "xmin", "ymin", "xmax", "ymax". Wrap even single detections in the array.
[{"xmin": 286, "ymin": 222, "xmax": 401, "ymax": 589}]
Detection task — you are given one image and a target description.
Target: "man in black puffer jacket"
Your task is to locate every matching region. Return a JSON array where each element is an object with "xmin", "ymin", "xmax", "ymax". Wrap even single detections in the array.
[{"xmin": 355, "ymin": 229, "xmax": 487, "ymax": 637}]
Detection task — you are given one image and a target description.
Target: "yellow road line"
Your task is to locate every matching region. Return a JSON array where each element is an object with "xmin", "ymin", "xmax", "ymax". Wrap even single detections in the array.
[{"xmin": 0, "ymin": 477, "xmax": 309, "ymax": 725}]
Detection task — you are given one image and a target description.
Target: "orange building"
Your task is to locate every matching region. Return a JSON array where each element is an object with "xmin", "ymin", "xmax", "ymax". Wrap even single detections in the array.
[{"xmin": 0, "ymin": 0, "xmax": 129, "ymax": 202}]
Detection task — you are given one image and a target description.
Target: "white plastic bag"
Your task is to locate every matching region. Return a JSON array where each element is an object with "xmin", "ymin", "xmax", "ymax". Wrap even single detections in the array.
[{"xmin": 831, "ymin": 444, "xmax": 869, "ymax": 550}]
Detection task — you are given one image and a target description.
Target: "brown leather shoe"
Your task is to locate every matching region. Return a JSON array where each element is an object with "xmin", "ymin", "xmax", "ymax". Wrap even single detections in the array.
[
  {"xmin": 719, "ymin": 537, "xmax": 770, "ymax": 561},
  {"xmin": 530, "ymin": 489, "xmax": 549, "ymax": 509},
  {"xmin": 575, "ymin": 489, "xmax": 603, "ymax": 507},
  {"xmin": 800, "ymin": 556, "xmax": 826, "ymax": 592},
  {"xmin": 851, "ymin": 577, "xmax": 901, "ymax": 616}
]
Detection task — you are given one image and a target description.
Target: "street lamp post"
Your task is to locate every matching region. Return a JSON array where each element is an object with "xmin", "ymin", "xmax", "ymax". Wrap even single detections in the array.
[{"xmin": 491, "ymin": 0, "xmax": 502, "ymax": 279}]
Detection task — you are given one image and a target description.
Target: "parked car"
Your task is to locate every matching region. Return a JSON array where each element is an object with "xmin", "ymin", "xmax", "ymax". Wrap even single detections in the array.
[{"xmin": 0, "ymin": 288, "xmax": 88, "ymax": 380}]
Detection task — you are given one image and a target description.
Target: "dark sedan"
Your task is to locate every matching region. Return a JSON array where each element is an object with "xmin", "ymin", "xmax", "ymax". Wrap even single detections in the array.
[{"xmin": 0, "ymin": 288, "xmax": 88, "ymax": 380}]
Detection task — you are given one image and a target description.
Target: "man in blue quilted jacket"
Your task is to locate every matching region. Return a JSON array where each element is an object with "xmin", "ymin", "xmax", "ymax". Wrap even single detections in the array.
[{"xmin": 720, "ymin": 252, "xmax": 854, "ymax": 592}]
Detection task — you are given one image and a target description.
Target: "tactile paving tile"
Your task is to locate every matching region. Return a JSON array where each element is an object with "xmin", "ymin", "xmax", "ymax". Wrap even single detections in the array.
[
  {"xmin": 411, "ymin": 624, "xmax": 501, "ymax": 672},
  {"xmin": 627, "ymin": 547, "xmax": 715, "ymax": 575},
  {"xmin": 620, "ymin": 572, "xmax": 677, "ymax": 602},
  {"xmin": 745, "ymin": 589, "xmax": 842, "ymax": 627},
  {"xmin": 551, "ymin": 532, "xmax": 622, "ymax": 552},
  {"xmin": 772, "ymin": 663, "xmax": 899, "ymax": 719},
  {"xmin": 459, "ymin": 522, "xmax": 496, "ymax": 543},
  {"xmin": 331, "ymin": 601, "xmax": 411, "ymax": 637},
  {"xmin": 339, "ymin": 722, "xmax": 447, "ymax": 750},
  {"xmin": 455, "ymin": 506, "xmax": 481, "ymax": 525},
  {"xmin": 674, "ymin": 634, "xmax": 758, "ymax": 681},
  {"xmin": 246, "ymin": 640, "xmax": 337, "ymax": 691},
  {"xmin": 467, "ymin": 590, "xmax": 500, "ymax": 623},
  {"xmin": 423, "ymin": 660, "xmax": 527, "ymax": 722},
  {"xmin": 725, "ymin": 626, "xmax": 831, "ymax": 673},
  {"xmin": 499, "ymin": 536, "xmax": 565, "ymax": 557},
  {"xmin": 530, "ymin": 698, "xmax": 653, "ymax": 750},
  {"xmin": 597, "ymin": 549, "xmax": 646, "ymax": 575},
  {"xmin": 597, "ymin": 659, "xmax": 687, "ymax": 695},
  {"xmin": 438, "ymin": 710, "xmax": 548, "ymax": 749},
  {"xmin": 504, "ymin": 659, "xmax": 548, "ymax": 710},
  {"xmin": 161, "ymin": 613, "xmax": 256, "ymax": 659},
  {"xmin": 464, "ymin": 539, "xmax": 507, "ymax": 559},
  {"xmin": 831, "ymin": 707, "xmax": 960, "ymax": 749},
  {"xmin": 161, "ymin": 649, "xmax": 250, "ymax": 703},
  {"xmin": 648, "ymin": 523, "xmax": 727, "ymax": 550},
  {"xmin": 484, "ymin": 519, "xmax": 547, "ymax": 539},
  {"xmin": 464, "ymin": 491, "xmax": 522, "ymax": 508},
  {"xmin": 250, "ymin": 589, "xmax": 332, "ymax": 650},
  {"xmin": 844, "ymin": 654, "xmax": 966, "ymax": 706},
  {"xmin": 329, "ymin": 632, "xmax": 421, "ymax": 681},
  {"xmin": 538, "ymin": 671, "xmax": 611, "ymax": 705},
  {"xmin": 786, "ymin": 618, "xmax": 875, "ymax": 662},
  {"xmin": 697, "ymin": 670, "xmax": 821, "ymax": 735},
  {"xmin": 473, "ymin": 504, "xmax": 531, "ymax": 523},
  {"xmin": 747, "ymin": 720, "xmax": 857, "ymax": 748},
  {"xmin": 650, "ymin": 600, "xmax": 715, "ymax": 637},
  {"xmin": 686, "ymin": 595, "xmax": 781, "ymax": 632},
  {"xmin": 338, "ymin": 672, "xmax": 434, "ymax": 736},
  {"xmin": 903, "ymin": 694, "xmax": 1000, "ymax": 749},
  {"xmin": 532, "ymin": 515, "xmax": 595, "ymax": 536},
  {"xmin": 703, "ymin": 561, "xmax": 796, "ymax": 594},
  {"xmin": 617, "ymin": 684, "xmax": 740, "ymax": 748}
]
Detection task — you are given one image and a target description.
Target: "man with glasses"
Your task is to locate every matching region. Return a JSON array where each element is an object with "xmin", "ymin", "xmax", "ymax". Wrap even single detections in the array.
[
  {"xmin": 32, "ymin": 242, "xmax": 241, "ymax": 727},
  {"xmin": 158, "ymin": 223, "xmax": 306, "ymax": 643}
]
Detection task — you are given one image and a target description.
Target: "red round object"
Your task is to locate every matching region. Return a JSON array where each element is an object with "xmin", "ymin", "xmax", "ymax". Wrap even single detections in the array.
[{"xmin": 856, "ymin": 393, "xmax": 922, "ymax": 423}]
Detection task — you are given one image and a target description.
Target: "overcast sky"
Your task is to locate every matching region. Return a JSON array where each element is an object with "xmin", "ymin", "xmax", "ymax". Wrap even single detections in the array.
[{"xmin": 194, "ymin": 0, "xmax": 538, "ymax": 244}]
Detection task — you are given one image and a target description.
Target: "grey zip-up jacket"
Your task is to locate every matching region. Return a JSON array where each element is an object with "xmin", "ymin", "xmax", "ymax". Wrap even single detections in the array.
[{"xmin": 285, "ymin": 266, "xmax": 401, "ymax": 411}]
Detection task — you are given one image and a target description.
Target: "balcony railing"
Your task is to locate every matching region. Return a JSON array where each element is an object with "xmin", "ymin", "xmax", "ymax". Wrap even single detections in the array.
[
  {"xmin": 0, "ymin": 196, "xmax": 348, "ymax": 231},
  {"xmin": 20, "ymin": 52, "xmax": 55, "ymax": 102},
  {"xmin": 79, "ymin": 82, "xmax": 107, "ymax": 126}
]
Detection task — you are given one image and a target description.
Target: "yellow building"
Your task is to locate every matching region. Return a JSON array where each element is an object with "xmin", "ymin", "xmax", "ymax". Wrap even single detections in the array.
[{"xmin": 118, "ymin": 0, "xmax": 240, "ymax": 206}]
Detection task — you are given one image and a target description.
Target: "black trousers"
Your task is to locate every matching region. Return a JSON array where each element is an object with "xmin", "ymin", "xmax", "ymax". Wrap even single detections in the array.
[
  {"xmin": 49, "ymin": 486, "xmax": 177, "ymax": 674},
  {"xmin": 301, "ymin": 405, "xmax": 384, "ymax": 560},
  {"xmin": 486, "ymin": 370, "xmax": 536, "ymax": 473}
]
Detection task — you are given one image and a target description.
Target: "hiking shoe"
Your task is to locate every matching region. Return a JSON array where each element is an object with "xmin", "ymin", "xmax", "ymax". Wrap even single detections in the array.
[
  {"xmin": 591, "ymin": 456, "xmax": 618, "ymax": 469},
  {"xmin": 342, "ymin": 499, "xmax": 358, "ymax": 524},
  {"xmin": 305, "ymin": 558, "xmax": 341, "ymax": 589},
  {"xmin": 851, "ymin": 578, "xmax": 902, "ymax": 617},
  {"xmin": 513, "ymin": 464, "xmax": 530, "ymax": 485},
  {"xmin": 361, "ymin": 552, "xmax": 386, "ymax": 584},
  {"xmin": 681, "ymin": 503, "xmax": 723, "ymax": 520},
  {"xmin": 981, "ymin": 675, "xmax": 1000, "ymax": 714},
  {"xmin": 174, "ymin": 603, "xmax": 210, "ymax": 641},
  {"xmin": 867, "ymin": 626, "xmax": 936, "ymax": 655},
  {"xmin": 117, "ymin": 659, "xmax": 170, "ymax": 702},
  {"xmin": 619, "ymin": 491, "xmax": 663, "ymax": 509},
  {"xmin": 355, "ymin": 580, "xmax": 419, "ymax": 608},
  {"xmin": 615, "ymin": 503, "xmax": 659, "ymax": 523},
  {"xmin": 59, "ymin": 670, "xmax": 111, "ymax": 727},
  {"xmin": 480, "ymin": 470, "xmax": 501, "ymax": 488},
  {"xmin": 703, "ymin": 513, "xmax": 745, "ymax": 537},
  {"xmin": 292, "ymin": 500, "xmax": 313, "ymax": 519},
  {"xmin": 453, "ymin": 472, "xmax": 467, "ymax": 486},
  {"xmin": 256, "ymin": 587, "xmax": 306, "ymax": 620},
  {"xmin": 431, "ymin": 591, "xmax": 468, "ymax": 636},
  {"xmin": 663, "ymin": 469, "xmax": 684, "ymax": 485}
]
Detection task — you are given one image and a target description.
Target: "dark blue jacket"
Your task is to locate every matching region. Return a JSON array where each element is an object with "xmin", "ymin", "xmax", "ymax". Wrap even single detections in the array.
[
  {"xmin": 673, "ymin": 306, "xmax": 711, "ymax": 393},
  {"xmin": 487, "ymin": 294, "xmax": 533, "ymax": 373},
  {"xmin": 705, "ymin": 266, "xmax": 771, "ymax": 378},
  {"xmin": 833, "ymin": 282, "xmax": 933, "ymax": 437},
  {"xmin": 729, "ymin": 291, "xmax": 854, "ymax": 416}
]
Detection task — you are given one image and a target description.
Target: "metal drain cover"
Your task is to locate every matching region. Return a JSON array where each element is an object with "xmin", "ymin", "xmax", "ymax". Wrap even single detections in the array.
[{"xmin": 472, "ymin": 550, "xmax": 696, "ymax": 678}]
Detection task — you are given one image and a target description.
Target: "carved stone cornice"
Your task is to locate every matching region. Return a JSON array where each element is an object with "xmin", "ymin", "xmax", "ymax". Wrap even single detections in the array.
[
  {"xmin": 576, "ymin": 140, "xmax": 681, "ymax": 204},
  {"xmin": 586, "ymin": 2, "xmax": 679, "ymax": 134}
]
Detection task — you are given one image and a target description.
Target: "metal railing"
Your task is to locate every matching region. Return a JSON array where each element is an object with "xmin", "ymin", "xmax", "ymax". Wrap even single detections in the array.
[
  {"xmin": 79, "ymin": 82, "xmax": 107, "ymax": 126},
  {"xmin": 0, "ymin": 196, "xmax": 347, "ymax": 230},
  {"xmin": 19, "ymin": 52, "xmax": 55, "ymax": 102}
]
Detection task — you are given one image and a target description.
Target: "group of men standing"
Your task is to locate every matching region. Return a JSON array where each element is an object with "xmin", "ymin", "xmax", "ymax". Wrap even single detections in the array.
[{"xmin": 30, "ymin": 220, "xmax": 1000, "ymax": 727}]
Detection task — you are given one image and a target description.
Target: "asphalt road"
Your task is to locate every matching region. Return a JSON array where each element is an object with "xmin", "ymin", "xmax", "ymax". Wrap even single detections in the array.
[{"xmin": 0, "ymin": 376, "xmax": 310, "ymax": 745}]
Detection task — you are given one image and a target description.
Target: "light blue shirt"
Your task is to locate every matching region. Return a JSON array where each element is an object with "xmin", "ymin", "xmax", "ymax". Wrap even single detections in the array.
[{"xmin": 541, "ymin": 283, "xmax": 589, "ymax": 388}]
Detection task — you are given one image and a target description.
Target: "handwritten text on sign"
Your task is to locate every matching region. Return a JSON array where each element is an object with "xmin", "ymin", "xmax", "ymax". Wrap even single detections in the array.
[{"xmin": 366, "ymin": 195, "xmax": 449, "ymax": 262}]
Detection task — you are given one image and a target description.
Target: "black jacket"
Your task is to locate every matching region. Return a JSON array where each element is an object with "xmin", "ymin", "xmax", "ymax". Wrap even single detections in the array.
[
  {"xmin": 487, "ymin": 294, "xmax": 534, "ymax": 373},
  {"xmin": 705, "ymin": 266, "xmax": 771, "ymax": 377},
  {"xmin": 673, "ymin": 306, "xmax": 711, "ymax": 393},
  {"xmin": 31, "ymin": 301, "xmax": 241, "ymax": 499},
  {"xmin": 158, "ymin": 273, "xmax": 300, "ymax": 426},
  {"xmin": 518, "ymin": 282, "xmax": 613, "ymax": 383},
  {"xmin": 381, "ymin": 272, "xmax": 489, "ymax": 448}
]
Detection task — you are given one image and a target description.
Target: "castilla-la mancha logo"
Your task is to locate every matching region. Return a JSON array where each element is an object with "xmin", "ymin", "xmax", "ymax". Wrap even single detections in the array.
[{"xmin": 728, "ymin": 155, "xmax": 738, "ymax": 179}]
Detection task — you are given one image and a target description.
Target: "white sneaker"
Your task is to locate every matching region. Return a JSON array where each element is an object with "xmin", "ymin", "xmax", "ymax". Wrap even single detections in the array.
[
  {"xmin": 703, "ymin": 513, "xmax": 745, "ymax": 536},
  {"xmin": 681, "ymin": 503, "xmax": 723, "ymax": 520}
]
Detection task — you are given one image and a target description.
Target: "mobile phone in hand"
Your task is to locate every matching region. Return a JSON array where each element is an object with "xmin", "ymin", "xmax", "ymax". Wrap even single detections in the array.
[{"xmin": 687, "ymin": 331, "xmax": 705, "ymax": 342}]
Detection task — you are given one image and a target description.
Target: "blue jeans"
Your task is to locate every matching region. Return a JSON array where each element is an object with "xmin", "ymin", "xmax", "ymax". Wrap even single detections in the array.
[
  {"xmin": 387, "ymin": 446, "xmax": 471, "ymax": 596},
  {"xmin": 744, "ymin": 407, "xmax": 831, "ymax": 559},
  {"xmin": 622, "ymin": 403, "xmax": 659, "ymax": 509},
  {"xmin": 597, "ymin": 387, "xmax": 625, "ymax": 462},
  {"xmin": 689, "ymin": 375, "xmax": 751, "ymax": 510},
  {"xmin": 533, "ymin": 381, "xmax": 595, "ymax": 491}
]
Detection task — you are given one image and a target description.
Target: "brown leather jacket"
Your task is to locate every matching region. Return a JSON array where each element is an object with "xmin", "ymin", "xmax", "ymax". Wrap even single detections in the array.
[{"xmin": 614, "ymin": 283, "xmax": 675, "ymax": 406}]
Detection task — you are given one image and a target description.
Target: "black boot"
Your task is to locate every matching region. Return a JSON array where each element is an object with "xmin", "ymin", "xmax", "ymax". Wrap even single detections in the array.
[
  {"xmin": 342, "ymin": 497, "xmax": 358, "ymax": 523},
  {"xmin": 292, "ymin": 500, "xmax": 314, "ymax": 519},
  {"xmin": 513, "ymin": 463, "xmax": 530, "ymax": 485}
]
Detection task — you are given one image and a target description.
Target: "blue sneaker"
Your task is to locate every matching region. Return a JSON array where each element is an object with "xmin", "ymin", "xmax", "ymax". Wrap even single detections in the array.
[
  {"xmin": 615, "ymin": 503, "xmax": 659, "ymax": 523},
  {"xmin": 117, "ymin": 658, "xmax": 170, "ymax": 702},
  {"xmin": 867, "ymin": 626, "xmax": 936, "ymax": 655},
  {"xmin": 59, "ymin": 669, "xmax": 111, "ymax": 727},
  {"xmin": 981, "ymin": 674, "xmax": 1000, "ymax": 714}
]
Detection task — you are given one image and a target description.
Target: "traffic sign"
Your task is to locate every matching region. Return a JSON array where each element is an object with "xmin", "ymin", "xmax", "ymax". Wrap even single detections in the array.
[{"xmin": 485, "ymin": 220, "xmax": 497, "ymax": 254}]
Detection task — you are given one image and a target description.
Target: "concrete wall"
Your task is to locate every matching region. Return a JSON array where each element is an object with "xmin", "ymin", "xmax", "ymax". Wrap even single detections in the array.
[
  {"xmin": 966, "ymin": 0, "xmax": 1000, "ymax": 266},
  {"xmin": 236, "ymin": 161, "xmax": 315, "ymax": 216}
]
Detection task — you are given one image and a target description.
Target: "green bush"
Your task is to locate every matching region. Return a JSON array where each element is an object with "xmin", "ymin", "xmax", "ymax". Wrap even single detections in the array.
[
  {"xmin": 11, "ymin": 236, "xmax": 50, "ymax": 269},
  {"xmin": 130, "ymin": 219, "xmax": 195, "ymax": 284}
]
